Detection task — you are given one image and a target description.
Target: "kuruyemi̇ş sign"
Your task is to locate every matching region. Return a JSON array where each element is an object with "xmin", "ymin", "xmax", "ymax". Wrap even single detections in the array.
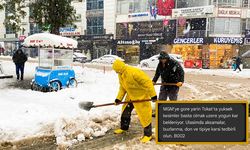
[{"xmin": 156, "ymin": 101, "xmax": 248, "ymax": 144}]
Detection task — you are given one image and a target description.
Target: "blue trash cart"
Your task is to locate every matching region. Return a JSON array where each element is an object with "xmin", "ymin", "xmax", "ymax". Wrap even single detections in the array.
[{"xmin": 23, "ymin": 33, "xmax": 78, "ymax": 92}]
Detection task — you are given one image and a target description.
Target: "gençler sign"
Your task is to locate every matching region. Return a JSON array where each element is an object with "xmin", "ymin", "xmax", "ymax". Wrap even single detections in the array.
[{"xmin": 174, "ymin": 38, "xmax": 204, "ymax": 44}]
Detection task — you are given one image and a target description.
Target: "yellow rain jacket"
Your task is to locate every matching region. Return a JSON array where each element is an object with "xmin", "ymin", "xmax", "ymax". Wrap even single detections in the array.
[{"xmin": 112, "ymin": 59, "xmax": 157, "ymax": 128}]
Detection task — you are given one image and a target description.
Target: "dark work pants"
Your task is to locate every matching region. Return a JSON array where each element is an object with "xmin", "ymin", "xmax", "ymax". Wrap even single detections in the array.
[
  {"xmin": 234, "ymin": 64, "xmax": 241, "ymax": 71},
  {"xmin": 159, "ymin": 85, "xmax": 179, "ymax": 101},
  {"xmin": 16, "ymin": 65, "xmax": 24, "ymax": 80},
  {"xmin": 120, "ymin": 103, "xmax": 152, "ymax": 137}
]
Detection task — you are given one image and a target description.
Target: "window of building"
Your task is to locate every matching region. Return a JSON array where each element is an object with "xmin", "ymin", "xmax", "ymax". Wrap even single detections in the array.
[
  {"xmin": 210, "ymin": 18, "xmax": 241, "ymax": 34},
  {"xmin": 177, "ymin": 0, "xmax": 209, "ymax": 8},
  {"xmin": 87, "ymin": 17, "xmax": 103, "ymax": 35},
  {"xmin": 214, "ymin": 0, "xmax": 240, "ymax": 7},
  {"xmin": 243, "ymin": 0, "xmax": 249, "ymax": 7},
  {"xmin": 30, "ymin": 23, "xmax": 42, "ymax": 35},
  {"xmin": 117, "ymin": 0, "xmax": 153, "ymax": 14},
  {"xmin": 5, "ymin": 2, "xmax": 16, "ymax": 35},
  {"xmin": 87, "ymin": 0, "xmax": 103, "ymax": 10}
]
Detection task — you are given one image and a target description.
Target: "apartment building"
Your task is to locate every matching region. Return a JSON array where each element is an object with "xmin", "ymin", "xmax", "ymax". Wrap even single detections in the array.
[{"xmin": 115, "ymin": 0, "xmax": 250, "ymax": 68}]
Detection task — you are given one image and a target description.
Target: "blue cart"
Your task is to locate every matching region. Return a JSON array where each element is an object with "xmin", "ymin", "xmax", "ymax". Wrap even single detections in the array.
[{"xmin": 23, "ymin": 33, "xmax": 78, "ymax": 92}]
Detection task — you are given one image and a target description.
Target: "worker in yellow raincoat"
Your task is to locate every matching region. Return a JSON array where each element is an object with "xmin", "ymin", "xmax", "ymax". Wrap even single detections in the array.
[{"xmin": 112, "ymin": 59, "xmax": 157, "ymax": 143}]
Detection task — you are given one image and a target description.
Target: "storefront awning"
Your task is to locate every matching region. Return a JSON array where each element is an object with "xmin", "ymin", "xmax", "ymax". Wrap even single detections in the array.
[{"xmin": 23, "ymin": 33, "xmax": 78, "ymax": 48}]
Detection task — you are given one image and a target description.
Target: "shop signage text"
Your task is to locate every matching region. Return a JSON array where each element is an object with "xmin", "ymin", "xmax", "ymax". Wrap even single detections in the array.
[
  {"xmin": 19, "ymin": 36, "xmax": 26, "ymax": 41},
  {"xmin": 213, "ymin": 37, "xmax": 243, "ymax": 44},
  {"xmin": 172, "ymin": 5, "xmax": 214, "ymax": 17},
  {"xmin": 127, "ymin": 12, "xmax": 150, "ymax": 21},
  {"xmin": 248, "ymin": 9, "xmax": 250, "ymax": 18},
  {"xmin": 60, "ymin": 27, "xmax": 75, "ymax": 32},
  {"xmin": 86, "ymin": 10, "xmax": 104, "ymax": 18},
  {"xmin": 217, "ymin": 7, "xmax": 242, "ymax": 18},
  {"xmin": 117, "ymin": 40, "xmax": 140, "ymax": 45},
  {"xmin": 245, "ymin": 29, "xmax": 250, "ymax": 38},
  {"xmin": 128, "ymin": 13, "xmax": 149, "ymax": 18},
  {"xmin": 60, "ymin": 32, "xmax": 80, "ymax": 36},
  {"xmin": 174, "ymin": 38, "xmax": 204, "ymax": 44}
]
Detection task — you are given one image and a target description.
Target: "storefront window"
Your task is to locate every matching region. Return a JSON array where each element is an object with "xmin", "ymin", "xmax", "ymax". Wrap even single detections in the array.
[
  {"xmin": 172, "ymin": 45, "xmax": 202, "ymax": 61},
  {"xmin": 117, "ymin": 45, "xmax": 139, "ymax": 64},
  {"xmin": 209, "ymin": 44, "xmax": 233, "ymax": 68}
]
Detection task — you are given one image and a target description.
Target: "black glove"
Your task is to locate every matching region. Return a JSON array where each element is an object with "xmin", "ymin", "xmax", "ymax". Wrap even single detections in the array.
[
  {"xmin": 151, "ymin": 96, "xmax": 157, "ymax": 100},
  {"xmin": 115, "ymin": 99, "xmax": 121, "ymax": 105}
]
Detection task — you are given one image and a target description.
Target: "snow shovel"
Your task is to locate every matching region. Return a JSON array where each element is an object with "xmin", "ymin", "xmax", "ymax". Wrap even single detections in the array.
[
  {"xmin": 78, "ymin": 99, "xmax": 156, "ymax": 111},
  {"xmin": 154, "ymin": 82, "xmax": 183, "ymax": 86}
]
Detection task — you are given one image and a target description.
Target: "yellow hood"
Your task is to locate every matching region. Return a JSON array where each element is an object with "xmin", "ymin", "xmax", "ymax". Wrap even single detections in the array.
[{"xmin": 112, "ymin": 59, "xmax": 126, "ymax": 73}]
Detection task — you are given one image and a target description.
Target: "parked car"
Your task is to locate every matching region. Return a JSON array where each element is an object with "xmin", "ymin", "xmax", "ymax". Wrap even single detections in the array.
[
  {"xmin": 91, "ymin": 55, "xmax": 124, "ymax": 64},
  {"xmin": 140, "ymin": 53, "xmax": 184, "ymax": 68},
  {"xmin": 73, "ymin": 52, "xmax": 87, "ymax": 63}
]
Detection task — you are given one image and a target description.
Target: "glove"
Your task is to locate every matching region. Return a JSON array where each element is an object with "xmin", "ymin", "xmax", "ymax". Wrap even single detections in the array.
[
  {"xmin": 115, "ymin": 99, "xmax": 121, "ymax": 105},
  {"xmin": 151, "ymin": 96, "xmax": 157, "ymax": 100},
  {"xmin": 152, "ymin": 81, "xmax": 156, "ymax": 85},
  {"xmin": 151, "ymin": 95, "xmax": 157, "ymax": 101},
  {"xmin": 176, "ymin": 82, "xmax": 183, "ymax": 87}
]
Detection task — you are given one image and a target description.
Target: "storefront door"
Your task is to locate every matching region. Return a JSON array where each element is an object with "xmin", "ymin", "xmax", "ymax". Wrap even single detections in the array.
[{"xmin": 209, "ymin": 50, "xmax": 217, "ymax": 68}]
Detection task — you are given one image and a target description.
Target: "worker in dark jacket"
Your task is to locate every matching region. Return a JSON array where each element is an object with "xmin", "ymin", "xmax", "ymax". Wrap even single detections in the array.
[
  {"xmin": 12, "ymin": 49, "xmax": 27, "ymax": 80},
  {"xmin": 152, "ymin": 50, "xmax": 184, "ymax": 108}
]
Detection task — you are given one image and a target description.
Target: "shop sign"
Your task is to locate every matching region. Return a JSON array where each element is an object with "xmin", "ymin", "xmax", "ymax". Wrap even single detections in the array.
[
  {"xmin": 173, "ymin": 38, "xmax": 204, "ymax": 44},
  {"xmin": 60, "ymin": 27, "xmax": 75, "ymax": 32},
  {"xmin": 184, "ymin": 60, "xmax": 202, "ymax": 68},
  {"xmin": 245, "ymin": 38, "xmax": 250, "ymax": 45},
  {"xmin": 247, "ymin": 9, "xmax": 250, "ymax": 18},
  {"xmin": 60, "ymin": 32, "xmax": 80, "ymax": 36},
  {"xmin": 19, "ymin": 36, "xmax": 26, "ymax": 41},
  {"xmin": 128, "ymin": 12, "xmax": 150, "ymax": 21},
  {"xmin": 217, "ymin": 7, "xmax": 242, "ymax": 18},
  {"xmin": 92, "ymin": 35, "xmax": 113, "ymax": 40},
  {"xmin": 172, "ymin": 5, "xmax": 214, "ymax": 18},
  {"xmin": 213, "ymin": 37, "xmax": 243, "ymax": 44},
  {"xmin": 117, "ymin": 40, "xmax": 140, "ymax": 45},
  {"xmin": 245, "ymin": 29, "xmax": 250, "ymax": 38},
  {"xmin": 86, "ymin": 10, "xmax": 103, "ymax": 18},
  {"xmin": 6, "ymin": 34, "xmax": 16, "ymax": 38}
]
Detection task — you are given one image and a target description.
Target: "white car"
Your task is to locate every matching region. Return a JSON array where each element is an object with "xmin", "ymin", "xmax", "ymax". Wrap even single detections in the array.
[
  {"xmin": 140, "ymin": 54, "xmax": 184, "ymax": 68},
  {"xmin": 91, "ymin": 55, "xmax": 124, "ymax": 64},
  {"xmin": 73, "ymin": 52, "xmax": 87, "ymax": 63}
]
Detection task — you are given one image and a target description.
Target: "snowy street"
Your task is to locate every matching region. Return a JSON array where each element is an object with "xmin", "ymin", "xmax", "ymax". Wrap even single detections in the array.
[{"xmin": 0, "ymin": 56, "xmax": 250, "ymax": 150}]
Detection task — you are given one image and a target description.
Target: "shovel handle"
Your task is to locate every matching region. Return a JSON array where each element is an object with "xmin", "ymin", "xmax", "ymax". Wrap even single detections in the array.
[
  {"xmin": 154, "ymin": 83, "xmax": 178, "ymax": 86},
  {"xmin": 94, "ymin": 99, "xmax": 156, "ymax": 108}
]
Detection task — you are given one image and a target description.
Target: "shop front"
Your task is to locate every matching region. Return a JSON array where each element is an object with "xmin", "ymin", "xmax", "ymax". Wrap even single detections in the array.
[
  {"xmin": 207, "ymin": 37, "xmax": 243, "ymax": 69},
  {"xmin": 116, "ymin": 39, "xmax": 140, "ymax": 65},
  {"xmin": 172, "ymin": 37, "xmax": 205, "ymax": 68},
  {"xmin": 115, "ymin": 20, "xmax": 175, "ymax": 63},
  {"xmin": 68, "ymin": 34, "xmax": 115, "ymax": 62}
]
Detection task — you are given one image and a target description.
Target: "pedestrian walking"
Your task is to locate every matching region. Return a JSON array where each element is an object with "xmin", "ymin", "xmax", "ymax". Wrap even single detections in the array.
[
  {"xmin": 112, "ymin": 59, "xmax": 157, "ymax": 143},
  {"xmin": 233, "ymin": 56, "xmax": 242, "ymax": 72},
  {"xmin": 12, "ymin": 49, "xmax": 27, "ymax": 80},
  {"xmin": 152, "ymin": 51, "xmax": 184, "ymax": 117}
]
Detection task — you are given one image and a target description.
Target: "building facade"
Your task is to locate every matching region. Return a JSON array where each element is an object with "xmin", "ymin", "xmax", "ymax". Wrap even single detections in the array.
[{"xmin": 0, "ymin": 0, "xmax": 250, "ymax": 68}]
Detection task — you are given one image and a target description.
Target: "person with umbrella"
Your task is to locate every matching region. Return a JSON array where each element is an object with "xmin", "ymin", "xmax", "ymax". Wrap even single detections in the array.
[{"xmin": 232, "ymin": 56, "xmax": 242, "ymax": 72}]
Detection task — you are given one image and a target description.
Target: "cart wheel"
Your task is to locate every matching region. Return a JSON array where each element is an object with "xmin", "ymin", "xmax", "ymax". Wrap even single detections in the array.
[
  {"xmin": 31, "ymin": 81, "xmax": 38, "ymax": 91},
  {"xmin": 49, "ymin": 81, "xmax": 61, "ymax": 92},
  {"xmin": 68, "ymin": 78, "xmax": 77, "ymax": 88}
]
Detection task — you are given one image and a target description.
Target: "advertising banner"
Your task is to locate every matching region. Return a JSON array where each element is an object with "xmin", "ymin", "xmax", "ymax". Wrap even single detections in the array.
[
  {"xmin": 217, "ymin": 7, "xmax": 242, "ymax": 18},
  {"xmin": 172, "ymin": 5, "xmax": 214, "ymax": 18},
  {"xmin": 184, "ymin": 60, "xmax": 202, "ymax": 68},
  {"xmin": 156, "ymin": 0, "xmax": 174, "ymax": 16}
]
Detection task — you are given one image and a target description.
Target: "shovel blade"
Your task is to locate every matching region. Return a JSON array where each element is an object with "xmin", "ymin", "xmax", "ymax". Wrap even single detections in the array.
[{"xmin": 78, "ymin": 101, "xmax": 94, "ymax": 111}]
